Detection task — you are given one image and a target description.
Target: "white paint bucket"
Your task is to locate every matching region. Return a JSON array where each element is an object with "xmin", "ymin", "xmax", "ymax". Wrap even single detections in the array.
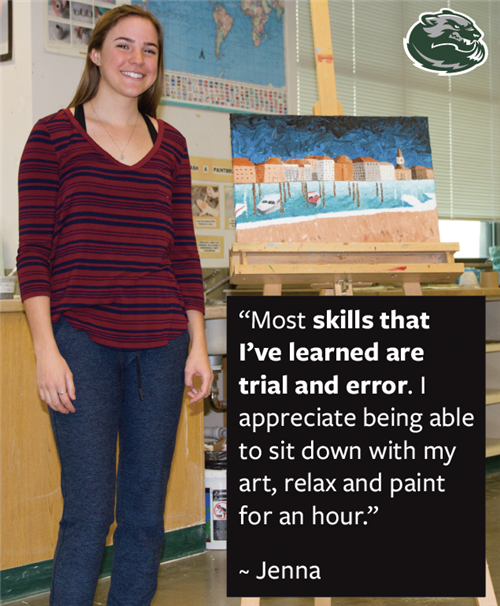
[{"xmin": 205, "ymin": 468, "xmax": 227, "ymax": 550}]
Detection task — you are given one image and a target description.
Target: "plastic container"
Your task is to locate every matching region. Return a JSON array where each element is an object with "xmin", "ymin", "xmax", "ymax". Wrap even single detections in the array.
[
  {"xmin": 205, "ymin": 450, "xmax": 227, "ymax": 470},
  {"xmin": 458, "ymin": 269, "xmax": 478, "ymax": 286},
  {"xmin": 205, "ymin": 468, "xmax": 227, "ymax": 550},
  {"xmin": 0, "ymin": 277, "xmax": 17, "ymax": 299}
]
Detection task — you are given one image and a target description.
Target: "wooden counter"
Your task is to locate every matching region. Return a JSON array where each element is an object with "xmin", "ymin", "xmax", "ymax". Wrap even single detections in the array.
[{"xmin": 0, "ymin": 300, "xmax": 205, "ymax": 575}]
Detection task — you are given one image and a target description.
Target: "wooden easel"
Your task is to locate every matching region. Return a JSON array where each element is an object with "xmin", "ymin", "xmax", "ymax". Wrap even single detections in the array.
[
  {"xmin": 235, "ymin": 1, "xmax": 496, "ymax": 604},
  {"xmin": 230, "ymin": 241, "xmax": 464, "ymax": 296}
]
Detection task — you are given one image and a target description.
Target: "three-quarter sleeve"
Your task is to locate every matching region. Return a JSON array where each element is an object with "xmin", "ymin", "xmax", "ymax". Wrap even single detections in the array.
[
  {"xmin": 170, "ymin": 139, "xmax": 205, "ymax": 315},
  {"xmin": 17, "ymin": 121, "xmax": 59, "ymax": 302},
  {"xmin": 16, "ymin": 111, "xmax": 204, "ymax": 349}
]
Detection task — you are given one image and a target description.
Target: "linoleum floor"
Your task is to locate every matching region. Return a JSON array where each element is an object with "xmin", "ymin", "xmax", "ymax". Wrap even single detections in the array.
[{"xmin": 6, "ymin": 472, "xmax": 500, "ymax": 606}]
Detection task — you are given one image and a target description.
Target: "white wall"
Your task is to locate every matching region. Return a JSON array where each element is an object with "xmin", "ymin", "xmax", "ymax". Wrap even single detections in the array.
[
  {"xmin": 1, "ymin": 0, "xmax": 34, "ymax": 270},
  {"xmin": 0, "ymin": 0, "xmax": 297, "ymax": 271},
  {"xmin": 31, "ymin": 0, "xmax": 84, "ymax": 123}
]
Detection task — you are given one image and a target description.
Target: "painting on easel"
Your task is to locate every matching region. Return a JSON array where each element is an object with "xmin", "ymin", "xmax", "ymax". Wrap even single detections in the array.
[{"xmin": 230, "ymin": 115, "xmax": 440, "ymax": 243}]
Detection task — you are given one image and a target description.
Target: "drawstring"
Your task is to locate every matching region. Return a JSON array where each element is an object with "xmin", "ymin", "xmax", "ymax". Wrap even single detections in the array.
[
  {"xmin": 119, "ymin": 352, "xmax": 144, "ymax": 402},
  {"xmin": 119, "ymin": 352, "xmax": 124, "ymax": 402},
  {"xmin": 136, "ymin": 353, "xmax": 144, "ymax": 401}
]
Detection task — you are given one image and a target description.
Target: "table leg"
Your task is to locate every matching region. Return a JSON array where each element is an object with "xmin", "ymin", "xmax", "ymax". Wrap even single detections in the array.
[{"xmin": 476, "ymin": 559, "xmax": 498, "ymax": 605}]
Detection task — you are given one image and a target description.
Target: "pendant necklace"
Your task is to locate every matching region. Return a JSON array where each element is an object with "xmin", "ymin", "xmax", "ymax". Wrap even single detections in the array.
[{"xmin": 91, "ymin": 101, "xmax": 139, "ymax": 160}]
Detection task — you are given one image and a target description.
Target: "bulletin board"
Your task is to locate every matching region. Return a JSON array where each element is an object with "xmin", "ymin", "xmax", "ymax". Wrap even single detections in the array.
[{"xmin": 190, "ymin": 156, "xmax": 235, "ymax": 268}]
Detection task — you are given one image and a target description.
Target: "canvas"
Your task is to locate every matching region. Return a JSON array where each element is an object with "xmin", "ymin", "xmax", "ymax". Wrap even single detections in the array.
[{"xmin": 230, "ymin": 115, "xmax": 440, "ymax": 243}]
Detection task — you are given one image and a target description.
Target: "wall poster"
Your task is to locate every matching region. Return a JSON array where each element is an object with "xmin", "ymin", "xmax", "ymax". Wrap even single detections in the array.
[
  {"xmin": 191, "ymin": 157, "xmax": 236, "ymax": 268},
  {"xmin": 192, "ymin": 185, "xmax": 220, "ymax": 229},
  {"xmin": 44, "ymin": 0, "xmax": 119, "ymax": 55},
  {"xmin": 134, "ymin": 0, "xmax": 287, "ymax": 114},
  {"xmin": 43, "ymin": 0, "xmax": 288, "ymax": 115}
]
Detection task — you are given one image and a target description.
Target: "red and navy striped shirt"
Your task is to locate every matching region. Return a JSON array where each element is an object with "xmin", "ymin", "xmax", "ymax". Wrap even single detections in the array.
[{"xmin": 17, "ymin": 109, "xmax": 204, "ymax": 350}]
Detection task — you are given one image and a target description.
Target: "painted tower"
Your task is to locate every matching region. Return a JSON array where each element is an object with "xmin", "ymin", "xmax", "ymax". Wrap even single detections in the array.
[{"xmin": 396, "ymin": 147, "xmax": 405, "ymax": 168}]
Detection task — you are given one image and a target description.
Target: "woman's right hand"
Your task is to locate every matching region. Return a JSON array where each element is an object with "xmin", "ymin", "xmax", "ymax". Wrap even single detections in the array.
[
  {"xmin": 23, "ymin": 297, "xmax": 76, "ymax": 414},
  {"xmin": 36, "ymin": 347, "xmax": 76, "ymax": 413}
]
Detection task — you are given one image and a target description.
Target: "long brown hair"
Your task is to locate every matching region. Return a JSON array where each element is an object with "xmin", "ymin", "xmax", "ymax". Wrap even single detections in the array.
[{"xmin": 68, "ymin": 5, "xmax": 164, "ymax": 117}]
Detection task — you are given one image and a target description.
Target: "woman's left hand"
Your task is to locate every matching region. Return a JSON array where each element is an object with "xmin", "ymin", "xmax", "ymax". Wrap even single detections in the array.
[
  {"xmin": 185, "ymin": 309, "xmax": 213, "ymax": 403},
  {"xmin": 184, "ymin": 348, "xmax": 213, "ymax": 403}
]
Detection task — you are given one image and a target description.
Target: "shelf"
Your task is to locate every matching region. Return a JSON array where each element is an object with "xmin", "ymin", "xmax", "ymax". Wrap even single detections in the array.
[
  {"xmin": 486, "ymin": 341, "xmax": 500, "ymax": 353},
  {"xmin": 486, "ymin": 388, "xmax": 500, "ymax": 406},
  {"xmin": 486, "ymin": 438, "xmax": 500, "ymax": 458}
]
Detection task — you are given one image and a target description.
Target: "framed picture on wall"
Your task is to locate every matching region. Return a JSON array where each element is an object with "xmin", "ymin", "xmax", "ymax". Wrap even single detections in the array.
[{"xmin": 0, "ymin": 0, "xmax": 12, "ymax": 62}]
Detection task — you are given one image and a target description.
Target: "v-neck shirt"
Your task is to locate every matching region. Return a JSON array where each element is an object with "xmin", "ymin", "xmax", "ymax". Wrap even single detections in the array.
[
  {"xmin": 17, "ymin": 109, "xmax": 204, "ymax": 350},
  {"xmin": 73, "ymin": 103, "xmax": 159, "ymax": 147}
]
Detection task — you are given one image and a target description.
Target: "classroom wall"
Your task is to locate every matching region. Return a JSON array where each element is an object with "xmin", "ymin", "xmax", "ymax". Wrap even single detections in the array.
[
  {"xmin": 0, "ymin": 0, "xmax": 297, "ymax": 270},
  {"xmin": 1, "ymin": 1, "xmax": 33, "ymax": 271}
]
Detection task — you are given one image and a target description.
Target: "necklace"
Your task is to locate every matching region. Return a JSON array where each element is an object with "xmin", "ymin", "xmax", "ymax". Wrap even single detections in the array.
[{"xmin": 91, "ymin": 101, "xmax": 139, "ymax": 160}]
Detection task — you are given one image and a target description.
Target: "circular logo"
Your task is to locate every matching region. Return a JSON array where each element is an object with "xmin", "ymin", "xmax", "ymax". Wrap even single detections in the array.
[
  {"xmin": 213, "ymin": 502, "xmax": 227, "ymax": 520},
  {"xmin": 404, "ymin": 8, "xmax": 488, "ymax": 75}
]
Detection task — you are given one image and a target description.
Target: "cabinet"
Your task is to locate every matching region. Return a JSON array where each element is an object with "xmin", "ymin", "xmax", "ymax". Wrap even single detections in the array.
[{"xmin": 0, "ymin": 299, "xmax": 205, "ymax": 572}]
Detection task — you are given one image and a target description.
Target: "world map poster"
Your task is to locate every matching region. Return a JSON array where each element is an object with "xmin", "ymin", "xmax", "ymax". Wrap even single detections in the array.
[{"xmin": 133, "ymin": 0, "xmax": 287, "ymax": 114}]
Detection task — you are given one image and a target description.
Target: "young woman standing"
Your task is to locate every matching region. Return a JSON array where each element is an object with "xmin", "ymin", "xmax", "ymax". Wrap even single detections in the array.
[{"xmin": 17, "ymin": 6, "xmax": 212, "ymax": 605}]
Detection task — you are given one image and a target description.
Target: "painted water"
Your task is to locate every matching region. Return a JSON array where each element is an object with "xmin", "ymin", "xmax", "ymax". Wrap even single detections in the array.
[{"xmin": 234, "ymin": 179, "xmax": 436, "ymax": 228}]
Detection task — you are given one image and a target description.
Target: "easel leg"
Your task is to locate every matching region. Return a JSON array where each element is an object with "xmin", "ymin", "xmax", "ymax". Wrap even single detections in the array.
[
  {"xmin": 476, "ymin": 559, "xmax": 498, "ymax": 606},
  {"xmin": 244, "ymin": 282, "xmax": 277, "ymax": 606},
  {"xmin": 402, "ymin": 282, "xmax": 422, "ymax": 296},
  {"xmin": 263, "ymin": 283, "xmax": 282, "ymax": 296}
]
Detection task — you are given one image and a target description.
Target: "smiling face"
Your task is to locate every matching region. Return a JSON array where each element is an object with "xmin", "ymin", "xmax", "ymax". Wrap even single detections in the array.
[{"xmin": 90, "ymin": 16, "xmax": 159, "ymax": 102}]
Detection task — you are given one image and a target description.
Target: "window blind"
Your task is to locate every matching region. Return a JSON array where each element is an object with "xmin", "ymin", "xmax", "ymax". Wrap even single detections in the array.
[{"xmin": 296, "ymin": 0, "xmax": 500, "ymax": 221}]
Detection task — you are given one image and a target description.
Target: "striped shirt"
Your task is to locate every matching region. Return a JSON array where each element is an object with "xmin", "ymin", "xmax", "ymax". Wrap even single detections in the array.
[{"xmin": 17, "ymin": 109, "xmax": 204, "ymax": 350}]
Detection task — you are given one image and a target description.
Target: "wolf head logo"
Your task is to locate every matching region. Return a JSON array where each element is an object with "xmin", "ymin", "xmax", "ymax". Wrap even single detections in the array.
[{"xmin": 404, "ymin": 8, "xmax": 488, "ymax": 75}]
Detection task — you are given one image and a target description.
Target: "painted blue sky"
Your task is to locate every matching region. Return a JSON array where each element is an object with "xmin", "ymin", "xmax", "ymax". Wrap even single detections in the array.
[{"xmin": 230, "ymin": 115, "xmax": 433, "ymax": 168}]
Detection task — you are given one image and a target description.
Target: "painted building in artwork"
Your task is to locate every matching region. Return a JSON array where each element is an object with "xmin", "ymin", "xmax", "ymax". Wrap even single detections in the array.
[
  {"xmin": 396, "ymin": 147, "xmax": 405, "ymax": 168},
  {"xmin": 283, "ymin": 159, "xmax": 300, "ymax": 181},
  {"xmin": 395, "ymin": 166, "xmax": 412, "ymax": 180},
  {"xmin": 394, "ymin": 147, "xmax": 412, "ymax": 179},
  {"xmin": 334, "ymin": 155, "xmax": 353, "ymax": 181},
  {"xmin": 352, "ymin": 157, "xmax": 381, "ymax": 181},
  {"xmin": 232, "ymin": 150, "xmax": 427, "ymax": 184},
  {"xmin": 316, "ymin": 157, "xmax": 335, "ymax": 181},
  {"xmin": 410, "ymin": 166, "xmax": 428, "ymax": 180},
  {"xmin": 304, "ymin": 156, "xmax": 320, "ymax": 180},
  {"xmin": 379, "ymin": 162, "xmax": 395, "ymax": 181},
  {"xmin": 255, "ymin": 157, "xmax": 286, "ymax": 183},
  {"xmin": 232, "ymin": 158, "xmax": 256, "ymax": 184},
  {"xmin": 297, "ymin": 160, "xmax": 312, "ymax": 181}
]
